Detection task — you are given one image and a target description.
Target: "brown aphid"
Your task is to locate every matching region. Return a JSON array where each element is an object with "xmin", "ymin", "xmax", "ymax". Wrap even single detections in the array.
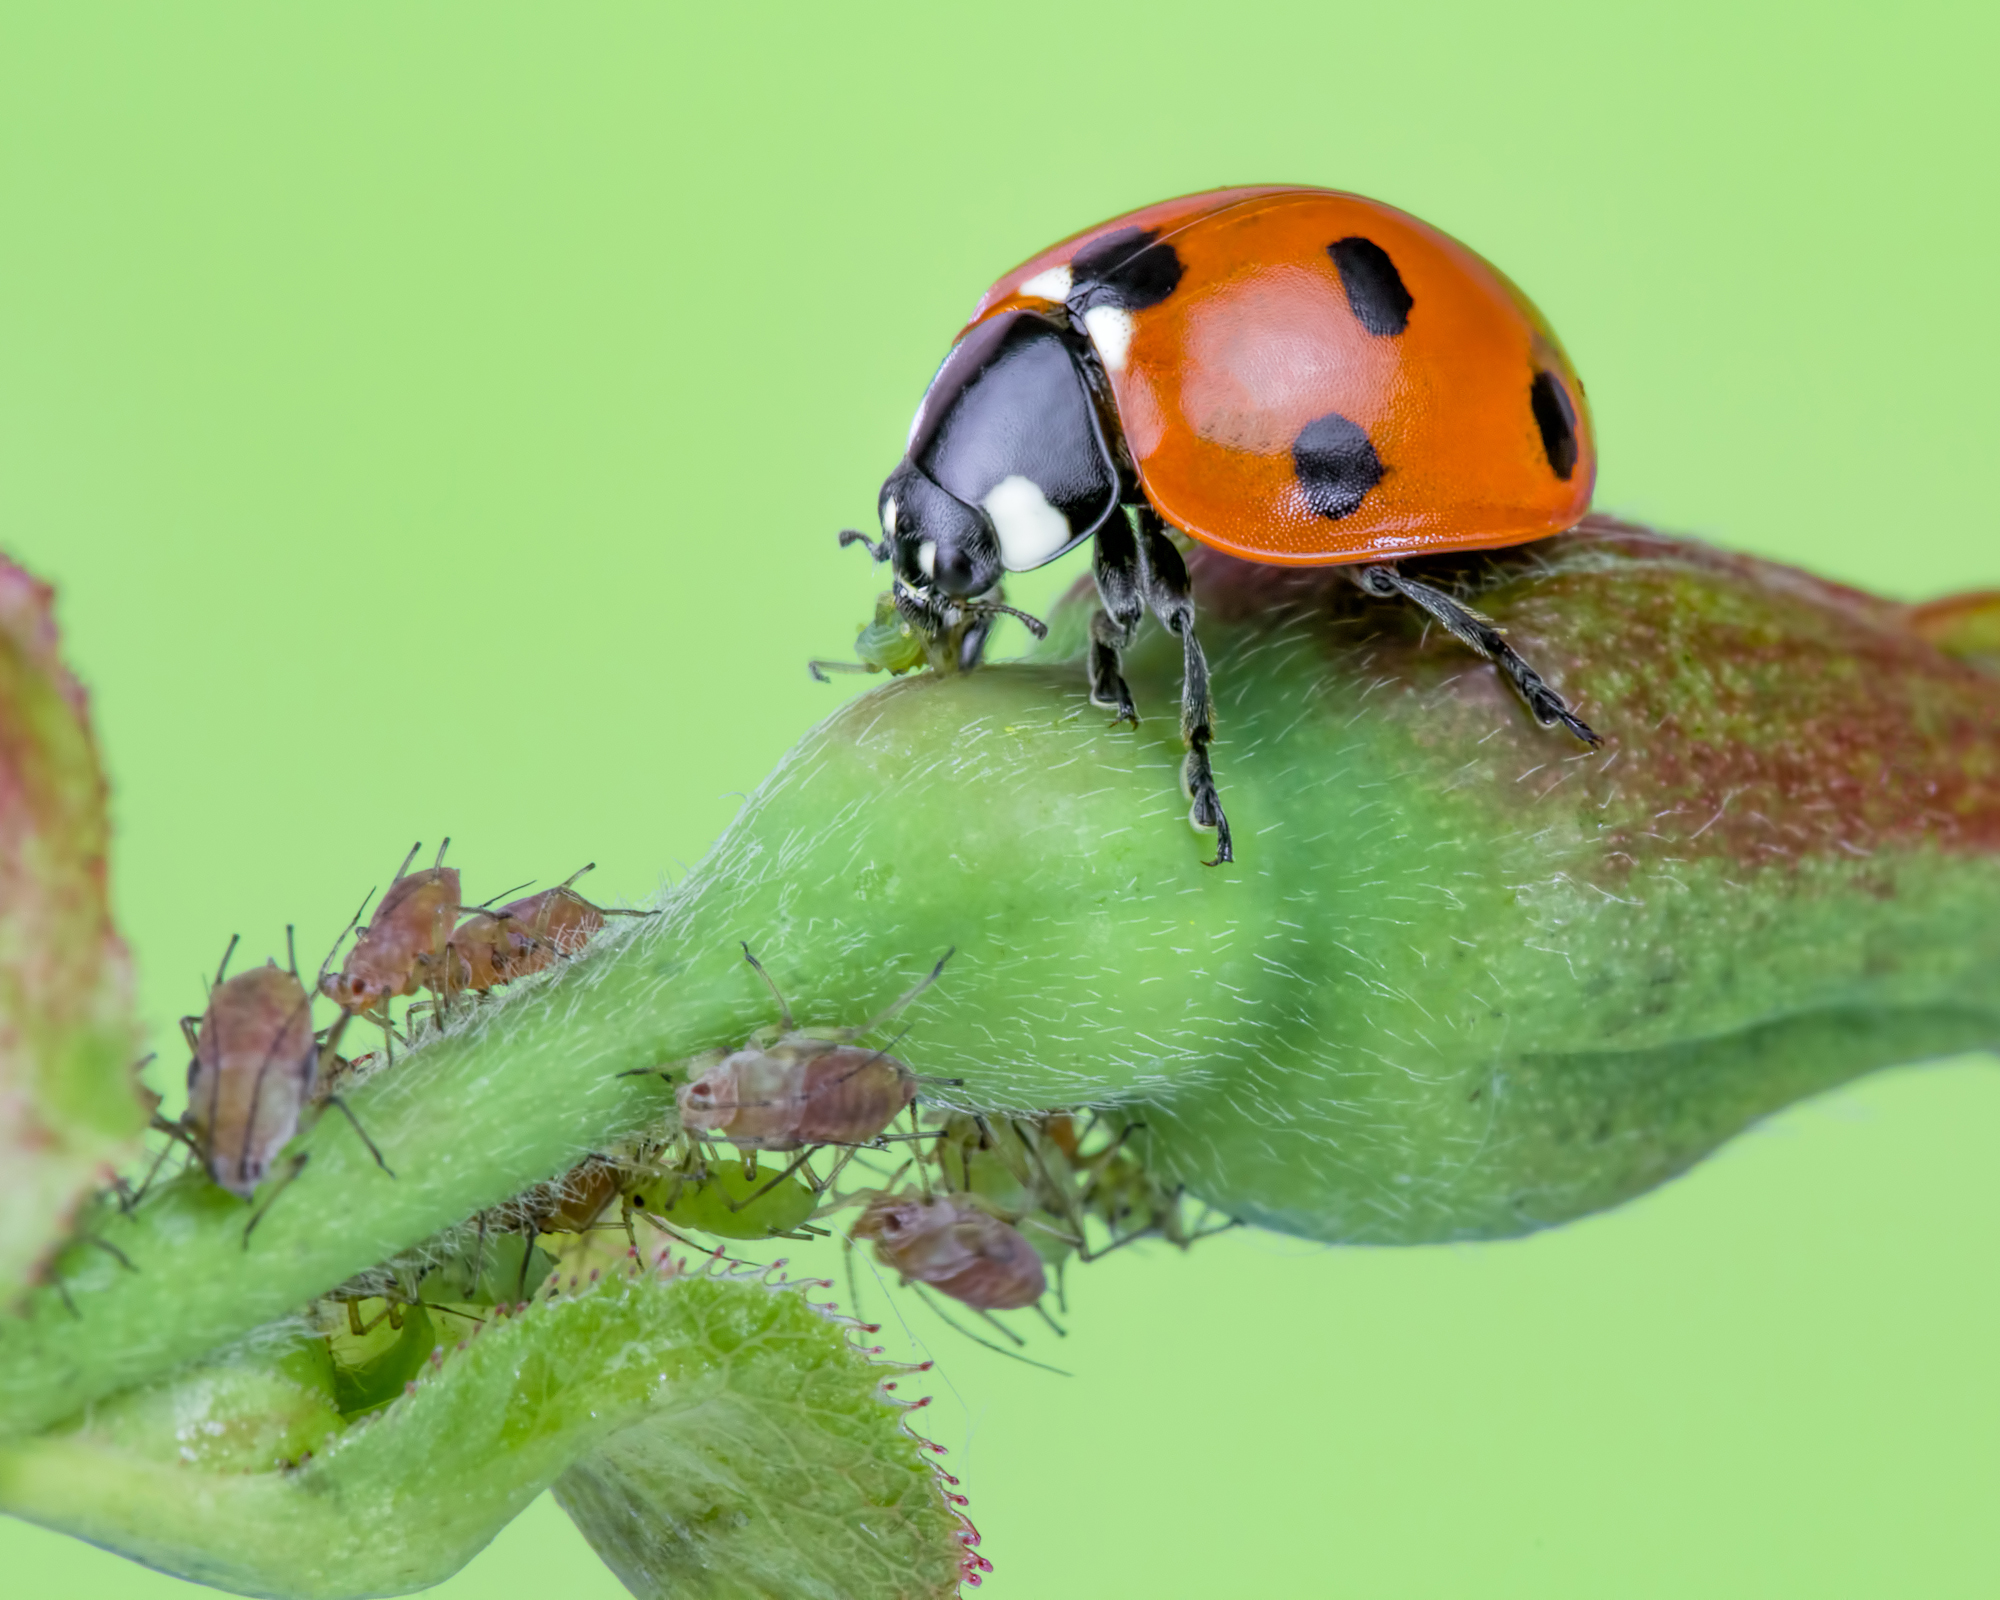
[
  {"xmin": 321, "ymin": 840, "xmax": 460, "ymax": 1017},
  {"xmin": 538, "ymin": 1156, "xmax": 626, "ymax": 1235},
  {"xmin": 445, "ymin": 864, "xmax": 653, "ymax": 995},
  {"xmin": 673, "ymin": 943, "xmax": 954, "ymax": 1151},
  {"xmin": 168, "ymin": 932, "xmax": 384, "ymax": 1218},
  {"xmin": 853, "ymin": 1191, "xmax": 1048, "ymax": 1312}
]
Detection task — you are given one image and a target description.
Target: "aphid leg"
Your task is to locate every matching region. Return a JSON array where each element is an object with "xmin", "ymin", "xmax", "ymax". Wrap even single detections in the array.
[
  {"xmin": 347, "ymin": 1299, "xmax": 368, "ymax": 1337},
  {"xmin": 241, "ymin": 1152, "xmax": 310, "ymax": 1247},
  {"xmin": 840, "ymin": 1230, "xmax": 868, "ymax": 1326},
  {"xmin": 1031, "ymin": 1302, "xmax": 1068, "ymax": 1339},
  {"xmin": 1089, "ymin": 511, "xmax": 1144, "ymax": 726},
  {"xmin": 87, "ymin": 1235, "xmax": 136, "ymax": 1272},
  {"xmin": 1355, "ymin": 563, "xmax": 1601, "ymax": 745},
  {"xmin": 1020, "ymin": 1124, "xmax": 1089, "ymax": 1245},
  {"xmin": 320, "ymin": 1094, "xmax": 395, "ymax": 1178},
  {"xmin": 732, "ymin": 1147, "xmax": 819, "ymax": 1210},
  {"xmin": 808, "ymin": 1145, "xmax": 863, "ymax": 1214},
  {"xmin": 739, "ymin": 942, "xmax": 796, "ymax": 1031},
  {"xmin": 909, "ymin": 1284, "xmax": 1074, "ymax": 1376},
  {"xmin": 127, "ymin": 1117, "xmax": 193, "ymax": 1209},
  {"xmin": 1133, "ymin": 507, "xmax": 1232, "ymax": 866}
]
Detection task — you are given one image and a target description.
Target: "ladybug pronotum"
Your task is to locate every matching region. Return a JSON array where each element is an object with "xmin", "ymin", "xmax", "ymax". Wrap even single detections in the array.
[{"xmin": 842, "ymin": 186, "xmax": 1600, "ymax": 864}]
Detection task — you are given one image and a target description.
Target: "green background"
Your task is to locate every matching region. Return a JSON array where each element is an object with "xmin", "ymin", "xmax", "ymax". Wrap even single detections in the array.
[{"xmin": 4, "ymin": 3, "xmax": 1997, "ymax": 1595}]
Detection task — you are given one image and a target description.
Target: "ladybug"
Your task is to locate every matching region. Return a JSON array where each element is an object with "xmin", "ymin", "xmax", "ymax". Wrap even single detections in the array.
[{"xmin": 839, "ymin": 186, "xmax": 1599, "ymax": 864}]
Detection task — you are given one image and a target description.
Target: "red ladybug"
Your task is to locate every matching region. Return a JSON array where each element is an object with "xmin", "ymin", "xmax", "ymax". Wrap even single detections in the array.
[{"xmin": 840, "ymin": 186, "xmax": 1599, "ymax": 864}]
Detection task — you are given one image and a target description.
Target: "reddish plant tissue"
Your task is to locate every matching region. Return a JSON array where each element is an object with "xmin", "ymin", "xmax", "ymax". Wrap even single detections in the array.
[
  {"xmin": 1193, "ymin": 515, "xmax": 2000, "ymax": 879},
  {"xmin": 0, "ymin": 554, "xmax": 144, "ymax": 1300}
]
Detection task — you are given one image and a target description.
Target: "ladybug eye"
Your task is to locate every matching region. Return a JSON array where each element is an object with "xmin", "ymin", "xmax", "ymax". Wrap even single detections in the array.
[
  {"xmin": 881, "ymin": 497, "xmax": 898, "ymax": 538},
  {"xmin": 918, "ymin": 539, "xmax": 937, "ymax": 578}
]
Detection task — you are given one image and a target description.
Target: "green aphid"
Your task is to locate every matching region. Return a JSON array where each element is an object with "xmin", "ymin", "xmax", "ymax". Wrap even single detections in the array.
[
  {"xmin": 329, "ymin": 1301, "xmax": 436, "ymax": 1417},
  {"xmin": 808, "ymin": 593, "xmax": 944, "ymax": 682},
  {"xmin": 929, "ymin": 1114, "xmax": 1080, "ymax": 1269},
  {"xmin": 636, "ymin": 1163, "xmax": 817, "ymax": 1241}
]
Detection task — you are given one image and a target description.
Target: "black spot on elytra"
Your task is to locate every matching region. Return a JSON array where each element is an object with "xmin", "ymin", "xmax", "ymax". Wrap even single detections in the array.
[
  {"xmin": 1530, "ymin": 369, "xmax": 1579, "ymax": 479},
  {"xmin": 1292, "ymin": 412, "xmax": 1385, "ymax": 520},
  {"xmin": 1068, "ymin": 226, "xmax": 1183, "ymax": 313},
  {"xmin": 1327, "ymin": 236, "xmax": 1412, "ymax": 336}
]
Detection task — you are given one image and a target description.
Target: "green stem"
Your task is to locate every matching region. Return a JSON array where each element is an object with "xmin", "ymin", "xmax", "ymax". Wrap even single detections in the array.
[{"xmin": 5, "ymin": 520, "xmax": 1997, "ymax": 1440}]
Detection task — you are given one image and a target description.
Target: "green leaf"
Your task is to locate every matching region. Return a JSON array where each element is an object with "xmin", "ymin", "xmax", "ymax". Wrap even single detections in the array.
[{"xmin": 0, "ymin": 1261, "xmax": 973, "ymax": 1598}]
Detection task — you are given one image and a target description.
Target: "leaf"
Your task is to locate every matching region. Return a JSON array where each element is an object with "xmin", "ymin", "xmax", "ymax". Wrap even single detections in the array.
[
  {"xmin": 0, "ymin": 552, "xmax": 145, "ymax": 1304},
  {"xmin": 0, "ymin": 1259, "xmax": 974, "ymax": 1598}
]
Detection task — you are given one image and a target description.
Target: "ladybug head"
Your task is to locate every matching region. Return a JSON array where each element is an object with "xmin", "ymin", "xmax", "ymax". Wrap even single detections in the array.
[{"xmin": 879, "ymin": 465, "xmax": 1002, "ymax": 602}]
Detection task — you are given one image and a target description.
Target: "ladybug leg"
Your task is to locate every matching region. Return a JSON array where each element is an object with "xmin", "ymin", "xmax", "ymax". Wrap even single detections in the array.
[
  {"xmin": 1088, "ymin": 513, "xmax": 1143, "ymax": 726},
  {"xmin": 1133, "ymin": 508, "xmax": 1233, "ymax": 866},
  {"xmin": 1356, "ymin": 565, "xmax": 1601, "ymax": 746}
]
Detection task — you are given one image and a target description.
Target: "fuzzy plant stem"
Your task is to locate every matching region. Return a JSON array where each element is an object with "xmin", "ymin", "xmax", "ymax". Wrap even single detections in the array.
[{"xmin": 5, "ymin": 518, "xmax": 1998, "ymax": 1441}]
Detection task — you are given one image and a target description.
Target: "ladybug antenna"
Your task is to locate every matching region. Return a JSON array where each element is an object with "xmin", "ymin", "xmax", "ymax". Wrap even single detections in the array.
[
  {"xmin": 837, "ymin": 529, "xmax": 889, "ymax": 563},
  {"xmin": 970, "ymin": 601, "xmax": 1048, "ymax": 640}
]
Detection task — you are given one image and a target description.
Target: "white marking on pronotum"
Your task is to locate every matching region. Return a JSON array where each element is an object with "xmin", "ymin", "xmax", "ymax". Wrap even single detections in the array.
[
  {"xmin": 981, "ymin": 475, "xmax": 1074, "ymax": 570},
  {"xmin": 918, "ymin": 538, "xmax": 937, "ymax": 578},
  {"xmin": 1018, "ymin": 265, "xmax": 1073, "ymax": 302},
  {"xmin": 882, "ymin": 497, "xmax": 898, "ymax": 539},
  {"xmin": 1082, "ymin": 305, "xmax": 1135, "ymax": 372}
]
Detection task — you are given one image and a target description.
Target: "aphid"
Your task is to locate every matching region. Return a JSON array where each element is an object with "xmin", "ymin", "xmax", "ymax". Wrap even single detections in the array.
[
  {"xmin": 853, "ymin": 1190, "xmax": 1047, "ymax": 1312},
  {"xmin": 320, "ymin": 841, "xmax": 460, "ymax": 1037},
  {"xmin": 160, "ymin": 931, "xmax": 388, "ymax": 1230},
  {"xmin": 633, "ymin": 1161, "xmax": 820, "ymax": 1242},
  {"xmin": 672, "ymin": 943, "xmax": 957, "ymax": 1151},
  {"xmin": 443, "ymin": 863, "xmax": 653, "ymax": 996},
  {"xmin": 848, "ymin": 186, "xmax": 1603, "ymax": 864},
  {"xmin": 809, "ymin": 590, "xmax": 1011, "ymax": 681},
  {"xmin": 927, "ymin": 1113, "xmax": 1081, "ymax": 1270}
]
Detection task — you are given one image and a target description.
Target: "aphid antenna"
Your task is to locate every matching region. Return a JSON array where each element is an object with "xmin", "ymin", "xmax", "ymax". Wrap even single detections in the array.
[
  {"xmin": 738, "ymin": 941, "xmax": 796, "ymax": 1031},
  {"xmin": 208, "ymin": 933, "xmax": 242, "ymax": 993},
  {"xmin": 808, "ymin": 658, "xmax": 873, "ymax": 681},
  {"xmin": 457, "ymin": 877, "xmax": 537, "ymax": 917},
  {"xmin": 320, "ymin": 889, "xmax": 376, "ymax": 982},
  {"xmin": 852, "ymin": 947, "xmax": 956, "ymax": 1038},
  {"xmin": 911, "ymin": 1283, "xmax": 1073, "ymax": 1377}
]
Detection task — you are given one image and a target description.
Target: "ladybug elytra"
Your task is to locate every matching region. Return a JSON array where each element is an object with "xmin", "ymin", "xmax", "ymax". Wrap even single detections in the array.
[{"xmin": 839, "ymin": 186, "xmax": 1601, "ymax": 863}]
